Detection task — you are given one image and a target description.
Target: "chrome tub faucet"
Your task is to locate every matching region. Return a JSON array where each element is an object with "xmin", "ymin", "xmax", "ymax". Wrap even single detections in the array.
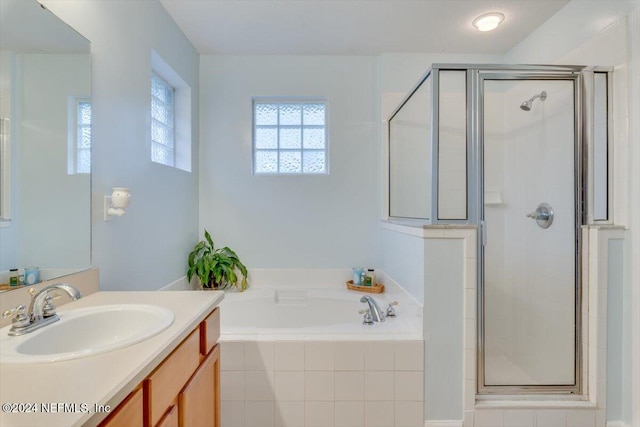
[{"xmin": 360, "ymin": 295, "xmax": 385, "ymax": 324}]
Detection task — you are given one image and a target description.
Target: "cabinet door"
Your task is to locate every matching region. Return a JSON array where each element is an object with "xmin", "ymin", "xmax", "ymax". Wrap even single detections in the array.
[
  {"xmin": 99, "ymin": 387, "xmax": 143, "ymax": 427},
  {"xmin": 200, "ymin": 308, "xmax": 220, "ymax": 356},
  {"xmin": 146, "ymin": 330, "xmax": 200, "ymax": 426},
  {"xmin": 179, "ymin": 345, "xmax": 220, "ymax": 427}
]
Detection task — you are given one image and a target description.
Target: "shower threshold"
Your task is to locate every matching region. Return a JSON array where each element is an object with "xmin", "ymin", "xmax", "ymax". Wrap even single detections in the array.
[{"xmin": 475, "ymin": 394, "xmax": 593, "ymax": 408}]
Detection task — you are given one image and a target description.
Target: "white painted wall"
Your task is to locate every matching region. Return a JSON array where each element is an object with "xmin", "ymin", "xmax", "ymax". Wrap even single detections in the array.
[
  {"xmin": 199, "ymin": 55, "xmax": 379, "ymax": 269},
  {"xmin": 0, "ymin": 51, "xmax": 10, "ymax": 116},
  {"xmin": 423, "ymin": 237, "xmax": 464, "ymax": 421},
  {"xmin": 380, "ymin": 227, "xmax": 425, "ymax": 301},
  {"xmin": 625, "ymin": 9, "xmax": 640, "ymax": 427},
  {"xmin": 608, "ymin": 239, "xmax": 626, "ymax": 422},
  {"xmin": 41, "ymin": 0, "xmax": 200, "ymax": 291}
]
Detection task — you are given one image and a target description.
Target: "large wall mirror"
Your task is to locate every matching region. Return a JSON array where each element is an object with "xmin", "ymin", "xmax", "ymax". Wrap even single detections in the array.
[{"xmin": 0, "ymin": 0, "xmax": 91, "ymax": 292}]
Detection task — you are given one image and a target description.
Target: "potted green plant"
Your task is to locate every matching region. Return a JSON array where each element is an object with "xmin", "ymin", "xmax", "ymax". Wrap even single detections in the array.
[{"xmin": 187, "ymin": 229, "xmax": 248, "ymax": 291}]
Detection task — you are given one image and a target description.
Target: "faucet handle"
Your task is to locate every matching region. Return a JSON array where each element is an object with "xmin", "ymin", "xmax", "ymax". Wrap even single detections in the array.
[
  {"xmin": 2, "ymin": 305, "xmax": 30, "ymax": 327},
  {"xmin": 362, "ymin": 309, "xmax": 374, "ymax": 325},
  {"xmin": 386, "ymin": 301, "xmax": 399, "ymax": 318},
  {"xmin": 42, "ymin": 295, "xmax": 57, "ymax": 317},
  {"xmin": 2, "ymin": 304, "xmax": 26, "ymax": 318}
]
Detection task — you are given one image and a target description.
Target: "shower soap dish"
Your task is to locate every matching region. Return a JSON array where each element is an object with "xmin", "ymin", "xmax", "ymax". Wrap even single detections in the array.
[{"xmin": 346, "ymin": 280, "xmax": 385, "ymax": 294}]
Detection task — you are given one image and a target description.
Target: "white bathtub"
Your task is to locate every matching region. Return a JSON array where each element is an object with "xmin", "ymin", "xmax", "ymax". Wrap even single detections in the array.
[
  {"xmin": 219, "ymin": 287, "xmax": 422, "ymax": 340},
  {"xmin": 218, "ymin": 279, "xmax": 425, "ymax": 427}
]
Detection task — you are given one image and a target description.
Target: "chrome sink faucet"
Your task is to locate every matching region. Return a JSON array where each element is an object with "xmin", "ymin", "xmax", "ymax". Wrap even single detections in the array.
[
  {"xmin": 360, "ymin": 295, "xmax": 385, "ymax": 323},
  {"xmin": 2, "ymin": 283, "xmax": 82, "ymax": 336}
]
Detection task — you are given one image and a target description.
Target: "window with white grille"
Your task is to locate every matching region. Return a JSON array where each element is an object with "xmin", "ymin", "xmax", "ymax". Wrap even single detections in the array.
[
  {"xmin": 253, "ymin": 100, "xmax": 327, "ymax": 174},
  {"xmin": 151, "ymin": 73, "xmax": 175, "ymax": 167}
]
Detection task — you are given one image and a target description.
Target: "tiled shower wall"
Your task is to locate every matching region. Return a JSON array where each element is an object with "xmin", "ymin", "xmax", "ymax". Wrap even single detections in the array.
[{"xmin": 220, "ymin": 340, "xmax": 424, "ymax": 427}]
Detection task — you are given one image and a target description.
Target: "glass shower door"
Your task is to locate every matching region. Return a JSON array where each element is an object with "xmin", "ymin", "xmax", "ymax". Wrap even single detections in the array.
[{"xmin": 481, "ymin": 77, "xmax": 579, "ymax": 391}]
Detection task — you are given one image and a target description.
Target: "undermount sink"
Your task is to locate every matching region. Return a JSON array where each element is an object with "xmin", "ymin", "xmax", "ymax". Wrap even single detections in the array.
[{"xmin": 0, "ymin": 304, "xmax": 174, "ymax": 363}]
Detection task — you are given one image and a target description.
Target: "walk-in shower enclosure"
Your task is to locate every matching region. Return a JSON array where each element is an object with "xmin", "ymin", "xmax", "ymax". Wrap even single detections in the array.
[{"xmin": 388, "ymin": 64, "xmax": 612, "ymax": 394}]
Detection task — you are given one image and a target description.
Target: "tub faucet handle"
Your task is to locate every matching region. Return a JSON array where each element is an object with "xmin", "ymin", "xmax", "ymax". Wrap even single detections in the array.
[
  {"xmin": 362, "ymin": 309, "xmax": 374, "ymax": 325},
  {"xmin": 386, "ymin": 301, "xmax": 398, "ymax": 317}
]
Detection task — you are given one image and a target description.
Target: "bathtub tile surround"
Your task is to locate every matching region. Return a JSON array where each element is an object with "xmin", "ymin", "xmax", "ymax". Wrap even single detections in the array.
[
  {"xmin": 306, "ymin": 401, "xmax": 335, "ymax": 426},
  {"xmin": 218, "ymin": 268, "xmax": 423, "ymax": 426},
  {"xmin": 221, "ymin": 340, "xmax": 424, "ymax": 427}
]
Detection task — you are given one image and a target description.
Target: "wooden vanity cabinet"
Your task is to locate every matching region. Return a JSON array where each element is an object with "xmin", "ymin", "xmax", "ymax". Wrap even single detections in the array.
[
  {"xmin": 101, "ymin": 307, "xmax": 220, "ymax": 427},
  {"xmin": 99, "ymin": 386, "xmax": 144, "ymax": 427}
]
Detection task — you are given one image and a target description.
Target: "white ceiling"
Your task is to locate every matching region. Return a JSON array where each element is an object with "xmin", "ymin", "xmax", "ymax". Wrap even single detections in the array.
[{"xmin": 159, "ymin": 0, "xmax": 571, "ymax": 55}]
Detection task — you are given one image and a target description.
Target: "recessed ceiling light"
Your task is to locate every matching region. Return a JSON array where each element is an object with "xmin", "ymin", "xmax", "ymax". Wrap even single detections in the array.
[{"xmin": 472, "ymin": 12, "xmax": 505, "ymax": 32}]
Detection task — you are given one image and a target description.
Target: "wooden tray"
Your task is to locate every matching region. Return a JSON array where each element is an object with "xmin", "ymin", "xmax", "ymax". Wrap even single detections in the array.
[{"xmin": 346, "ymin": 280, "xmax": 384, "ymax": 294}]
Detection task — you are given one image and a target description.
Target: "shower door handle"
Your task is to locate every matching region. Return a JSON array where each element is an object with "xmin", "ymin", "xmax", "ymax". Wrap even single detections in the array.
[{"xmin": 526, "ymin": 203, "xmax": 554, "ymax": 229}]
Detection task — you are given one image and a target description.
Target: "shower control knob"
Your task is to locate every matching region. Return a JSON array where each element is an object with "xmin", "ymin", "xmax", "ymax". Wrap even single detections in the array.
[{"xmin": 526, "ymin": 203, "xmax": 554, "ymax": 229}]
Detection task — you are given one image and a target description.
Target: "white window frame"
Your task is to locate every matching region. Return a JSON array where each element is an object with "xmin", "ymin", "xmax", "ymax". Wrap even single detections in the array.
[
  {"xmin": 252, "ymin": 98, "xmax": 329, "ymax": 175},
  {"xmin": 150, "ymin": 49, "xmax": 192, "ymax": 172},
  {"xmin": 67, "ymin": 97, "xmax": 91, "ymax": 175}
]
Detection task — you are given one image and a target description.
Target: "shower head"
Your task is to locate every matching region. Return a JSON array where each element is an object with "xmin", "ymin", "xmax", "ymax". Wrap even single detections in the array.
[{"xmin": 520, "ymin": 91, "xmax": 547, "ymax": 111}]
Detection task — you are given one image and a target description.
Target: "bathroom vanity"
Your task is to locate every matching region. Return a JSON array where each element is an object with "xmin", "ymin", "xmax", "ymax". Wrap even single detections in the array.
[{"xmin": 0, "ymin": 290, "xmax": 224, "ymax": 427}]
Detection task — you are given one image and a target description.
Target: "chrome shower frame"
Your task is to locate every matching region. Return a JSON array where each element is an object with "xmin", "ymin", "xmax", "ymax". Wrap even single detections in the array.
[
  {"xmin": 388, "ymin": 63, "xmax": 613, "ymax": 396},
  {"xmin": 475, "ymin": 68, "xmax": 583, "ymax": 395}
]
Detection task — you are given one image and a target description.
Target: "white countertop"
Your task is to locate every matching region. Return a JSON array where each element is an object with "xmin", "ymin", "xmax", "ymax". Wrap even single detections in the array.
[{"xmin": 0, "ymin": 290, "xmax": 224, "ymax": 427}]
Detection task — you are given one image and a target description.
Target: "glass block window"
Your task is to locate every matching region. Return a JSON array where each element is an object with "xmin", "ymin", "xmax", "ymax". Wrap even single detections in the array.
[
  {"xmin": 253, "ymin": 100, "xmax": 327, "ymax": 174},
  {"xmin": 74, "ymin": 100, "xmax": 91, "ymax": 174},
  {"xmin": 151, "ymin": 73, "xmax": 175, "ymax": 167}
]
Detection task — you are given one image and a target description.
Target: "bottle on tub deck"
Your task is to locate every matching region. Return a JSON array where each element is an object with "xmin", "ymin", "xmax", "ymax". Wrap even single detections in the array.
[
  {"xmin": 352, "ymin": 267, "xmax": 365, "ymax": 286},
  {"xmin": 364, "ymin": 269, "xmax": 375, "ymax": 286},
  {"xmin": 9, "ymin": 269, "xmax": 20, "ymax": 286}
]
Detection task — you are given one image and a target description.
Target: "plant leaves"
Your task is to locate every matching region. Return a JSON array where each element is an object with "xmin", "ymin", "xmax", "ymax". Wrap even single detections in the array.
[
  {"xmin": 204, "ymin": 229, "xmax": 214, "ymax": 249},
  {"xmin": 227, "ymin": 268, "xmax": 237, "ymax": 286},
  {"xmin": 187, "ymin": 229, "xmax": 249, "ymax": 292}
]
